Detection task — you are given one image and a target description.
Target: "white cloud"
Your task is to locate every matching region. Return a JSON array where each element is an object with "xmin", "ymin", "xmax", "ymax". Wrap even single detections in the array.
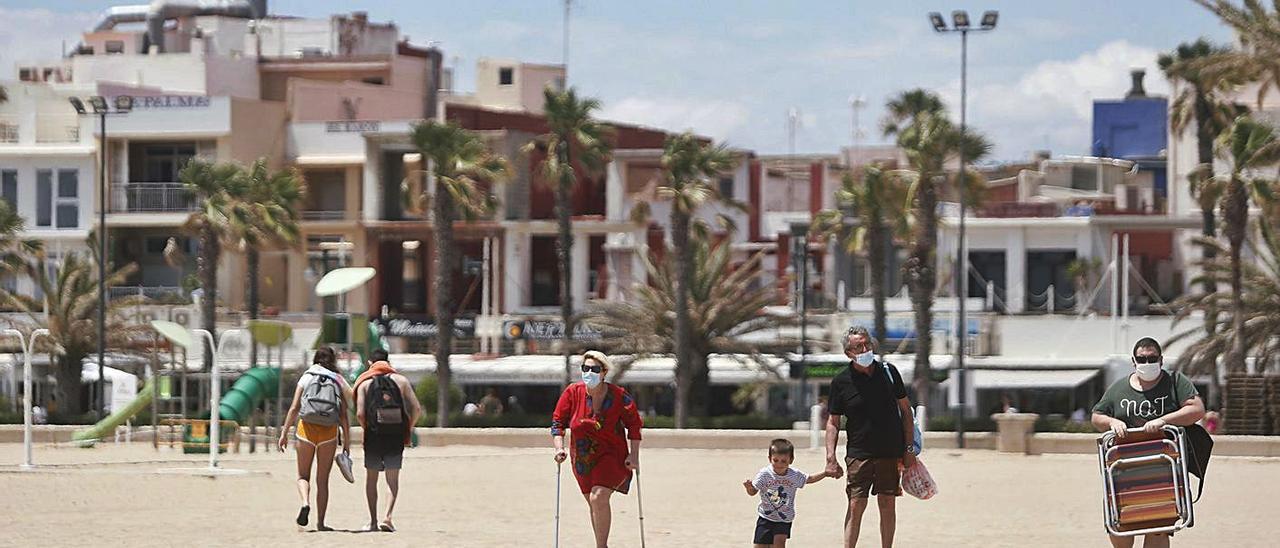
[
  {"xmin": 0, "ymin": 8, "xmax": 97, "ymax": 75},
  {"xmin": 941, "ymin": 40, "xmax": 1170, "ymax": 161},
  {"xmin": 600, "ymin": 96, "xmax": 750, "ymax": 142}
]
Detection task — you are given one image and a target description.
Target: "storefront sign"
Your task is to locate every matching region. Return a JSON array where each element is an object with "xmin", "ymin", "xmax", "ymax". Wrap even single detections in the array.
[
  {"xmin": 375, "ymin": 315, "xmax": 475, "ymax": 339},
  {"xmin": 130, "ymin": 95, "xmax": 212, "ymax": 109},
  {"xmin": 503, "ymin": 319, "xmax": 603, "ymax": 341},
  {"xmin": 325, "ymin": 120, "xmax": 381, "ymax": 133}
]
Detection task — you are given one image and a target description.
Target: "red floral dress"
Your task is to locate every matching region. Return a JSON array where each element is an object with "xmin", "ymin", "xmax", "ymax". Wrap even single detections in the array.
[{"xmin": 551, "ymin": 382, "xmax": 643, "ymax": 494}]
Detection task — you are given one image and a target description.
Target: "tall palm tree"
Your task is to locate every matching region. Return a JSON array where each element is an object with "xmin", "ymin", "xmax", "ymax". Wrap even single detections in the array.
[
  {"xmin": 1210, "ymin": 116, "xmax": 1280, "ymax": 373},
  {"xmin": 882, "ymin": 89, "xmax": 991, "ymax": 397},
  {"xmin": 232, "ymin": 159, "xmax": 305, "ymax": 367},
  {"xmin": 0, "ymin": 252, "xmax": 145, "ymax": 417},
  {"xmin": 813, "ymin": 165, "xmax": 910, "ymax": 349},
  {"xmin": 1171, "ymin": 204, "xmax": 1280, "ymax": 375},
  {"xmin": 409, "ymin": 121, "xmax": 509, "ymax": 427},
  {"xmin": 1193, "ymin": 1, "xmax": 1280, "ymax": 107},
  {"xmin": 1160, "ymin": 39, "xmax": 1246, "ymax": 405},
  {"xmin": 587, "ymin": 234, "xmax": 793, "ymax": 416},
  {"xmin": 0, "ymin": 199, "xmax": 41, "ymax": 279},
  {"xmin": 528, "ymin": 87, "xmax": 613, "ymax": 385},
  {"xmin": 630, "ymin": 132, "xmax": 739, "ymax": 428},
  {"xmin": 180, "ymin": 159, "xmax": 246, "ymax": 369}
]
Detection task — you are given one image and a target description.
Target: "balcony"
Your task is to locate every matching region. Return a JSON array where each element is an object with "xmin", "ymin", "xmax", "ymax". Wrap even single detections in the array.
[
  {"xmin": 302, "ymin": 210, "xmax": 349, "ymax": 221},
  {"xmin": 109, "ymin": 285, "xmax": 189, "ymax": 304},
  {"xmin": 0, "ymin": 114, "xmax": 81, "ymax": 144},
  {"xmin": 111, "ymin": 183, "xmax": 198, "ymax": 213}
]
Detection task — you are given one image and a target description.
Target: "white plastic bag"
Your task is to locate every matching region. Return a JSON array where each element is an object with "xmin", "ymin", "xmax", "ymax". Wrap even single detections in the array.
[{"xmin": 901, "ymin": 459, "xmax": 938, "ymax": 500}]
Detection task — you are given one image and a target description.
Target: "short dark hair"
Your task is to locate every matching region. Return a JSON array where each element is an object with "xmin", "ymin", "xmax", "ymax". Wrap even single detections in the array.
[
  {"xmin": 768, "ymin": 438, "xmax": 795, "ymax": 458},
  {"xmin": 369, "ymin": 348, "xmax": 389, "ymax": 363},
  {"xmin": 1132, "ymin": 337, "xmax": 1162, "ymax": 357}
]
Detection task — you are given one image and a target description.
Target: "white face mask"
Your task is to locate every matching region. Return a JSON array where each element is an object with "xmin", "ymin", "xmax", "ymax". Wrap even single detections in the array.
[
  {"xmin": 1134, "ymin": 361, "xmax": 1162, "ymax": 382},
  {"xmin": 582, "ymin": 370, "xmax": 602, "ymax": 388},
  {"xmin": 854, "ymin": 351, "xmax": 876, "ymax": 366}
]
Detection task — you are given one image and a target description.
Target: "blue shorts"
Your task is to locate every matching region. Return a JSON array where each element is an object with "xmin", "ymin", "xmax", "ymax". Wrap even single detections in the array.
[{"xmin": 753, "ymin": 516, "xmax": 792, "ymax": 544}]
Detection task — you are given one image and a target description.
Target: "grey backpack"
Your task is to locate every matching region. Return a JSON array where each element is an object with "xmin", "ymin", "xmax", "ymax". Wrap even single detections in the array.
[{"xmin": 299, "ymin": 373, "xmax": 342, "ymax": 426}]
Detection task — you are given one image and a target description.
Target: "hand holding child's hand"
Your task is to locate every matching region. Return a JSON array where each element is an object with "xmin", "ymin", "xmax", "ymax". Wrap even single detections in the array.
[{"xmin": 825, "ymin": 458, "xmax": 844, "ymax": 479}]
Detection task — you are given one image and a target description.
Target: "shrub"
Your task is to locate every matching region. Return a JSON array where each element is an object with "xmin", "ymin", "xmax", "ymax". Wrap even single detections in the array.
[{"xmin": 413, "ymin": 374, "xmax": 465, "ymax": 415}]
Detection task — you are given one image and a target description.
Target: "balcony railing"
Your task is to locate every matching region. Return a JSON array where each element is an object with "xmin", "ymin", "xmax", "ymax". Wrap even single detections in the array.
[
  {"xmin": 35, "ymin": 115, "xmax": 79, "ymax": 144},
  {"xmin": 302, "ymin": 210, "xmax": 348, "ymax": 221},
  {"xmin": 109, "ymin": 286, "xmax": 189, "ymax": 303},
  {"xmin": 111, "ymin": 183, "xmax": 198, "ymax": 213}
]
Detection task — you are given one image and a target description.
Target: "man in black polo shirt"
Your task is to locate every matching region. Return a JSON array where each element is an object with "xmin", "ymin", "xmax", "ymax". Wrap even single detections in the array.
[{"xmin": 824, "ymin": 326, "xmax": 917, "ymax": 548}]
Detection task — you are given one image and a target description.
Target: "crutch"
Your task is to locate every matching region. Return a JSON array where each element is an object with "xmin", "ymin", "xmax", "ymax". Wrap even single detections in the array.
[
  {"xmin": 555, "ymin": 461, "xmax": 562, "ymax": 548},
  {"xmin": 635, "ymin": 468, "xmax": 647, "ymax": 548}
]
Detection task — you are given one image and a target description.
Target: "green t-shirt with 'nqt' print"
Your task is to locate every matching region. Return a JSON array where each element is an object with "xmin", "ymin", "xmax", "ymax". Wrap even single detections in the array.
[{"xmin": 1092, "ymin": 370, "xmax": 1199, "ymax": 428}]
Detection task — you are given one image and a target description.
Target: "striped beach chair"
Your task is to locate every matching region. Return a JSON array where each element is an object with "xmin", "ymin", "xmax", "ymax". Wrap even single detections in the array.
[{"xmin": 1097, "ymin": 425, "xmax": 1195, "ymax": 536}]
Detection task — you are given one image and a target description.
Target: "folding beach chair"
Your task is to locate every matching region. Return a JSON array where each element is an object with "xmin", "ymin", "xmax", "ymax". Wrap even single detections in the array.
[{"xmin": 1097, "ymin": 425, "xmax": 1195, "ymax": 536}]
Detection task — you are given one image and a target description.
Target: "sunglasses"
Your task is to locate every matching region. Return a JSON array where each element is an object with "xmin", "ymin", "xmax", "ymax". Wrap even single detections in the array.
[
  {"xmin": 1133, "ymin": 355, "xmax": 1161, "ymax": 364},
  {"xmin": 581, "ymin": 364, "xmax": 603, "ymax": 373}
]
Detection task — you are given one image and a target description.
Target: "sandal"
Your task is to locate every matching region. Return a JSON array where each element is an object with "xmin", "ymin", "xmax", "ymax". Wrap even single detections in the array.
[
  {"xmin": 379, "ymin": 521, "xmax": 396, "ymax": 533},
  {"xmin": 296, "ymin": 505, "xmax": 310, "ymax": 527}
]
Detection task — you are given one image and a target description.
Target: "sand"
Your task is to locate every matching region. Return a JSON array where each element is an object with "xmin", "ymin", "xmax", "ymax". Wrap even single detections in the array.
[{"xmin": 1, "ymin": 440, "xmax": 1277, "ymax": 547}]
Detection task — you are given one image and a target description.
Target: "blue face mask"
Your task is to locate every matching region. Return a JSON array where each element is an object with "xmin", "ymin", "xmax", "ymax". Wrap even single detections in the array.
[
  {"xmin": 855, "ymin": 351, "xmax": 876, "ymax": 366},
  {"xmin": 582, "ymin": 371, "xmax": 602, "ymax": 388}
]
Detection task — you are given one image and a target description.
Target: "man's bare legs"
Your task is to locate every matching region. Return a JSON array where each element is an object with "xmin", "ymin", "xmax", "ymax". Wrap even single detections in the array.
[
  {"xmin": 1108, "ymin": 533, "xmax": 1169, "ymax": 547},
  {"xmin": 364, "ymin": 468, "xmax": 380, "ymax": 528},
  {"xmin": 383, "ymin": 468, "xmax": 401, "ymax": 527},
  {"xmin": 845, "ymin": 496, "xmax": 870, "ymax": 548},
  {"xmin": 876, "ymin": 495, "xmax": 896, "ymax": 548}
]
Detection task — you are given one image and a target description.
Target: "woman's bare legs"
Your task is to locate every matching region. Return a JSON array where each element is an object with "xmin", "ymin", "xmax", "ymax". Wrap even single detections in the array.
[{"xmin": 314, "ymin": 440, "xmax": 338, "ymax": 530}]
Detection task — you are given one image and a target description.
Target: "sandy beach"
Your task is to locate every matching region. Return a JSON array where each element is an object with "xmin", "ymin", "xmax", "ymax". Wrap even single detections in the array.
[{"xmin": 1, "ymin": 441, "xmax": 1277, "ymax": 547}]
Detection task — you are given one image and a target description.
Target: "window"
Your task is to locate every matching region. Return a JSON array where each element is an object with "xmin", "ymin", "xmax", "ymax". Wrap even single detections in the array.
[
  {"xmin": 132, "ymin": 143, "xmax": 197, "ymax": 182},
  {"xmin": 499, "ymin": 67, "xmax": 514, "ymax": 86},
  {"xmin": 145, "ymin": 237, "xmax": 168, "ymax": 254},
  {"xmin": 56, "ymin": 169, "xmax": 78, "ymax": 228},
  {"xmin": 0, "ymin": 122, "xmax": 16, "ymax": 143},
  {"xmin": 718, "ymin": 176, "xmax": 734, "ymax": 199},
  {"xmin": 36, "ymin": 170, "xmax": 52, "ymax": 227},
  {"xmin": 19, "ymin": 68, "xmax": 34, "ymax": 82},
  {"xmin": 105, "ymin": 40, "xmax": 125, "ymax": 54},
  {"xmin": 1, "ymin": 170, "xmax": 15, "ymax": 209}
]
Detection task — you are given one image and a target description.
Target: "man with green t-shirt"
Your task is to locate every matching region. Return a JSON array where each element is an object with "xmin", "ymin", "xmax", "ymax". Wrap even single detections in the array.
[{"xmin": 1091, "ymin": 337, "xmax": 1205, "ymax": 548}]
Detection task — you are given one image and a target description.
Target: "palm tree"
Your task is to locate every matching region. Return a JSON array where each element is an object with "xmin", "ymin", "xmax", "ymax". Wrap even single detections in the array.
[
  {"xmin": 882, "ymin": 89, "xmax": 992, "ymax": 397},
  {"xmin": 812, "ymin": 165, "xmax": 910, "ymax": 349},
  {"xmin": 180, "ymin": 159, "xmax": 246, "ymax": 369},
  {"xmin": 0, "ymin": 199, "xmax": 41, "ymax": 279},
  {"xmin": 587, "ymin": 234, "xmax": 793, "ymax": 417},
  {"xmin": 0, "ymin": 252, "xmax": 145, "ymax": 416},
  {"xmin": 1171, "ymin": 206, "xmax": 1280, "ymax": 375},
  {"xmin": 527, "ymin": 87, "xmax": 613, "ymax": 385},
  {"xmin": 409, "ymin": 121, "xmax": 509, "ymax": 427},
  {"xmin": 1205, "ymin": 116, "xmax": 1280, "ymax": 374},
  {"xmin": 1160, "ymin": 39, "xmax": 1246, "ymax": 405},
  {"xmin": 629, "ymin": 132, "xmax": 739, "ymax": 428},
  {"xmin": 1193, "ymin": 1, "xmax": 1280, "ymax": 106},
  {"xmin": 232, "ymin": 159, "xmax": 305, "ymax": 367}
]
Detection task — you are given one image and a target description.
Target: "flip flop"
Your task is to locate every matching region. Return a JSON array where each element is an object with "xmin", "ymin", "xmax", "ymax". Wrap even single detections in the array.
[
  {"xmin": 317, "ymin": 524, "xmax": 334, "ymax": 532},
  {"xmin": 336, "ymin": 451, "xmax": 355, "ymax": 484},
  {"xmin": 379, "ymin": 521, "xmax": 396, "ymax": 533},
  {"xmin": 296, "ymin": 505, "xmax": 310, "ymax": 527}
]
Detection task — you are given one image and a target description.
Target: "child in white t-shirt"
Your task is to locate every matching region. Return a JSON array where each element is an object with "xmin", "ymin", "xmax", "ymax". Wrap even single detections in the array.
[{"xmin": 742, "ymin": 438, "xmax": 831, "ymax": 547}]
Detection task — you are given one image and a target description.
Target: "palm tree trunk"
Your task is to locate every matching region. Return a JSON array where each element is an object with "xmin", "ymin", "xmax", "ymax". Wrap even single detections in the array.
[
  {"xmin": 199, "ymin": 226, "xmax": 219, "ymax": 371},
  {"xmin": 690, "ymin": 350, "xmax": 710, "ymax": 419},
  {"xmin": 671, "ymin": 210, "xmax": 693, "ymax": 429},
  {"xmin": 1194, "ymin": 93, "xmax": 1221, "ymax": 407},
  {"xmin": 247, "ymin": 247, "xmax": 259, "ymax": 368},
  {"xmin": 555, "ymin": 167, "xmax": 575, "ymax": 388},
  {"xmin": 867, "ymin": 217, "xmax": 889, "ymax": 349},
  {"xmin": 1224, "ymin": 178, "xmax": 1248, "ymax": 374},
  {"xmin": 909, "ymin": 176, "xmax": 938, "ymax": 398},
  {"xmin": 54, "ymin": 354, "xmax": 87, "ymax": 417},
  {"xmin": 433, "ymin": 189, "xmax": 456, "ymax": 427}
]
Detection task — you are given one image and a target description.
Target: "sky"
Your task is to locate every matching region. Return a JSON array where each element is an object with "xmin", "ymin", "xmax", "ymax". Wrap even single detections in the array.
[{"xmin": 0, "ymin": 1, "xmax": 1235, "ymax": 162}]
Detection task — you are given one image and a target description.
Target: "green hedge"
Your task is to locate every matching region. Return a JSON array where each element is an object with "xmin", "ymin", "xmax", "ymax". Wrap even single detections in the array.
[{"xmin": 928, "ymin": 415, "xmax": 1099, "ymax": 433}]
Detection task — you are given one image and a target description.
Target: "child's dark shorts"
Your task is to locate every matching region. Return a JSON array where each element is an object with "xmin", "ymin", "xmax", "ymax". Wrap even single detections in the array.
[{"xmin": 753, "ymin": 516, "xmax": 792, "ymax": 544}]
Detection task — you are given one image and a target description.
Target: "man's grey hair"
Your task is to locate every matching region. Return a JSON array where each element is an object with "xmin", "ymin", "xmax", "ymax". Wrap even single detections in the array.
[{"xmin": 843, "ymin": 325, "xmax": 876, "ymax": 352}]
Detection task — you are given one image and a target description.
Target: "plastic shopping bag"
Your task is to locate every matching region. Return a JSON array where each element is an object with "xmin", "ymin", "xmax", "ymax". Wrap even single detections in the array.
[{"xmin": 901, "ymin": 459, "xmax": 938, "ymax": 500}]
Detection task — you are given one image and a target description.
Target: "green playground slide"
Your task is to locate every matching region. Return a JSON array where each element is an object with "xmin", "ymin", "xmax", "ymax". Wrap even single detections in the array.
[
  {"xmin": 217, "ymin": 366, "xmax": 280, "ymax": 425},
  {"xmin": 72, "ymin": 379, "xmax": 155, "ymax": 443}
]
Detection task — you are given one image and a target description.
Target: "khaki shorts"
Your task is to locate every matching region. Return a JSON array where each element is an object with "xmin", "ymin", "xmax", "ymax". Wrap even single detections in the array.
[{"xmin": 845, "ymin": 457, "xmax": 902, "ymax": 499}]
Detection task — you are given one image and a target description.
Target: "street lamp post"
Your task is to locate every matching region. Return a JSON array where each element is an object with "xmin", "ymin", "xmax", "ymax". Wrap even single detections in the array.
[
  {"xmin": 3, "ymin": 328, "xmax": 50, "ymax": 469},
  {"xmin": 929, "ymin": 10, "xmax": 997, "ymax": 449},
  {"xmin": 792, "ymin": 221, "xmax": 811, "ymax": 413},
  {"xmin": 70, "ymin": 94, "xmax": 132, "ymax": 421}
]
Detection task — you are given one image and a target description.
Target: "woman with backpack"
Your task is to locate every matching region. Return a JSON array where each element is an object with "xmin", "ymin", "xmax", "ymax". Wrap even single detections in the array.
[{"xmin": 278, "ymin": 346, "xmax": 352, "ymax": 531}]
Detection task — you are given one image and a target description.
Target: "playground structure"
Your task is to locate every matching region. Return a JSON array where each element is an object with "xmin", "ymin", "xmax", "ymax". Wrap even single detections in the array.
[{"xmin": 67, "ymin": 267, "xmax": 386, "ymax": 455}]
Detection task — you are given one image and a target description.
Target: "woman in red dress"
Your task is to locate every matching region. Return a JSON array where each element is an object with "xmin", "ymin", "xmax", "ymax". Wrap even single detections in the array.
[{"xmin": 552, "ymin": 350, "xmax": 643, "ymax": 548}]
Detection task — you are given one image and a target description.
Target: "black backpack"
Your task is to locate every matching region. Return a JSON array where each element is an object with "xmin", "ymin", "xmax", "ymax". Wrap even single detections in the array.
[{"xmin": 365, "ymin": 374, "xmax": 406, "ymax": 435}]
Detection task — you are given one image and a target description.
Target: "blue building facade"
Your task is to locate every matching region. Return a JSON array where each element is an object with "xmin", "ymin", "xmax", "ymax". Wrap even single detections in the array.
[{"xmin": 1091, "ymin": 70, "xmax": 1168, "ymax": 203}]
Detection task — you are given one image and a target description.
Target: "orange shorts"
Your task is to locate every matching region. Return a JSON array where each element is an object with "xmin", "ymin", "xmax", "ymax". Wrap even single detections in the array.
[{"xmin": 296, "ymin": 420, "xmax": 338, "ymax": 446}]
